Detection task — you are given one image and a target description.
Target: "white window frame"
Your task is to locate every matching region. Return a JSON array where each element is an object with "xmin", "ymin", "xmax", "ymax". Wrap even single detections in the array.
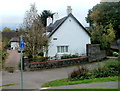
[{"xmin": 57, "ymin": 46, "xmax": 68, "ymax": 53}]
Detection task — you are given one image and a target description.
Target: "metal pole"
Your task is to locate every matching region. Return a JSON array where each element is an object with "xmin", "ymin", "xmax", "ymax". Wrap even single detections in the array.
[
  {"xmin": 118, "ymin": 44, "xmax": 120, "ymax": 61},
  {"xmin": 20, "ymin": 35, "xmax": 24, "ymax": 90}
]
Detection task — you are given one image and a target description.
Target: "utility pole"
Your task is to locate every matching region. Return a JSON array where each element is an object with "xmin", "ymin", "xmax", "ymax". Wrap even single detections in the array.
[{"xmin": 20, "ymin": 35, "xmax": 24, "ymax": 90}]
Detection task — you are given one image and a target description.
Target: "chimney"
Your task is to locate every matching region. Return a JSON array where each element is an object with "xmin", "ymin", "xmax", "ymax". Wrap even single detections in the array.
[
  {"xmin": 53, "ymin": 12, "xmax": 59, "ymax": 24},
  {"xmin": 67, "ymin": 6, "xmax": 72, "ymax": 15},
  {"xmin": 46, "ymin": 16, "xmax": 52, "ymax": 26}
]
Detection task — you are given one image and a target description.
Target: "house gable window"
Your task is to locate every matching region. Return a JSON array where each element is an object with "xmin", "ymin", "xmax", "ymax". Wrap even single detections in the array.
[{"xmin": 57, "ymin": 46, "xmax": 68, "ymax": 53}]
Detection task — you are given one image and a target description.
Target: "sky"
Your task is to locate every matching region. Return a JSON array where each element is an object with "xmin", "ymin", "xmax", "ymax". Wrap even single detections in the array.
[{"xmin": 0, "ymin": 0, "xmax": 100, "ymax": 30}]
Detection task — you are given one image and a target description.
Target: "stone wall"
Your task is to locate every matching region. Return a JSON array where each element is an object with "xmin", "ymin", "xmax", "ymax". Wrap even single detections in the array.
[
  {"xmin": 86, "ymin": 44, "xmax": 106, "ymax": 62},
  {"xmin": 24, "ymin": 57, "xmax": 88, "ymax": 71}
]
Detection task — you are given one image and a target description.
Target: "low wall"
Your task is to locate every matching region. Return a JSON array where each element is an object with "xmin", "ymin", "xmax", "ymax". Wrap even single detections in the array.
[
  {"xmin": 86, "ymin": 44, "xmax": 106, "ymax": 62},
  {"xmin": 24, "ymin": 57, "xmax": 88, "ymax": 71}
]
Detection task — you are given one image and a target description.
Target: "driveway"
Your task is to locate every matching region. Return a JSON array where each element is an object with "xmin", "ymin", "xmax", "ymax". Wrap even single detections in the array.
[
  {"xmin": 4, "ymin": 50, "xmax": 20, "ymax": 70},
  {"xmin": 2, "ymin": 60, "xmax": 110, "ymax": 90}
]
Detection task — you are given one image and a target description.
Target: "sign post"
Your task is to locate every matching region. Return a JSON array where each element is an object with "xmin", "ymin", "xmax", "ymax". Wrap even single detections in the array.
[{"xmin": 20, "ymin": 35, "xmax": 24, "ymax": 90}]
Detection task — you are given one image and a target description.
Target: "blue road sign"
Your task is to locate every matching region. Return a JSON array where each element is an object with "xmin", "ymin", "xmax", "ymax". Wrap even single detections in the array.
[{"xmin": 20, "ymin": 40, "xmax": 25, "ymax": 48}]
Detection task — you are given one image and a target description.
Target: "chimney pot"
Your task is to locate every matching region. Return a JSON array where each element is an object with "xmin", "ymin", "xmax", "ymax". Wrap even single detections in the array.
[{"xmin": 67, "ymin": 6, "xmax": 72, "ymax": 15}]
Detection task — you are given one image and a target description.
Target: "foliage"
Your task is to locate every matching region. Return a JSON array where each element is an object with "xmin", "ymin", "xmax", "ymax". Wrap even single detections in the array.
[
  {"xmin": 61, "ymin": 54, "xmax": 79, "ymax": 59},
  {"xmin": 2, "ymin": 52, "xmax": 9, "ymax": 60},
  {"xmin": 29, "ymin": 56, "xmax": 49, "ymax": 62},
  {"xmin": 42, "ymin": 76, "xmax": 118, "ymax": 87},
  {"xmin": 22, "ymin": 3, "xmax": 49, "ymax": 58},
  {"xmin": 0, "ymin": 84, "xmax": 15, "ymax": 87},
  {"xmin": 40, "ymin": 10, "xmax": 54, "ymax": 27},
  {"xmin": 91, "ymin": 24, "xmax": 116, "ymax": 50},
  {"xmin": 2, "ymin": 27, "xmax": 14, "ymax": 32},
  {"xmin": 86, "ymin": 2, "xmax": 120, "ymax": 38},
  {"xmin": 68, "ymin": 66, "xmax": 89, "ymax": 80},
  {"xmin": 5, "ymin": 67, "xmax": 14, "ymax": 73},
  {"xmin": 113, "ymin": 52, "xmax": 119, "ymax": 57},
  {"xmin": 68, "ymin": 59, "xmax": 119, "ymax": 81}
]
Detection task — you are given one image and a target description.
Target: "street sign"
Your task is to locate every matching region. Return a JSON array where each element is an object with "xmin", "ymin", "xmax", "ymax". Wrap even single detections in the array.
[{"xmin": 20, "ymin": 40, "xmax": 25, "ymax": 49}]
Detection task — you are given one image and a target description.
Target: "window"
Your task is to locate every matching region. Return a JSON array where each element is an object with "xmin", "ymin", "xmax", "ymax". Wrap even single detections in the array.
[
  {"xmin": 57, "ymin": 46, "xmax": 68, "ymax": 53},
  {"xmin": 53, "ymin": 38, "xmax": 57, "ymax": 40}
]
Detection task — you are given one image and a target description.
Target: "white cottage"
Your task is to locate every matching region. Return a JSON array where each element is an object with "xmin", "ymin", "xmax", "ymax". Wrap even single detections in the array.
[
  {"xmin": 10, "ymin": 37, "xmax": 19, "ymax": 50},
  {"xmin": 46, "ymin": 6, "xmax": 91, "ymax": 58}
]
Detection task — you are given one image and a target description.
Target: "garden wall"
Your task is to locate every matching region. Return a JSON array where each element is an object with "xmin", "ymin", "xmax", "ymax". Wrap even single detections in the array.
[
  {"xmin": 24, "ymin": 57, "xmax": 88, "ymax": 71},
  {"xmin": 86, "ymin": 44, "xmax": 106, "ymax": 62}
]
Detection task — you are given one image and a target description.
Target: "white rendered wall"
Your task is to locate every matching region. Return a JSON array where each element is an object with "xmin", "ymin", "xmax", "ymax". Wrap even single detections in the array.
[
  {"xmin": 11, "ymin": 42, "xmax": 19, "ymax": 50},
  {"xmin": 48, "ymin": 16, "xmax": 91, "ymax": 57}
]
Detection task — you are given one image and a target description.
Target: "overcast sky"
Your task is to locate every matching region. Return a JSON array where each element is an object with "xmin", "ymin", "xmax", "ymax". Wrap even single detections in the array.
[{"xmin": 0, "ymin": 0, "xmax": 100, "ymax": 30}]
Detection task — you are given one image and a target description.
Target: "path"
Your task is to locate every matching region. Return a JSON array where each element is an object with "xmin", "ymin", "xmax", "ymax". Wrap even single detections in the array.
[{"xmin": 4, "ymin": 50, "xmax": 20, "ymax": 70}]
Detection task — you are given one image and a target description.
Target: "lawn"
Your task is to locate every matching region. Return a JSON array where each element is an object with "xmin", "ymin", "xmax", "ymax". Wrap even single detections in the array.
[
  {"xmin": 40, "ymin": 89, "xmax": 119, "ymax": 91},
  {"xmin": 42, "ymin": 76, "xmax": 118, "ymax": 87},
  {"xmin": 0, "ymin": 84, "xmax": 15, "ymax": 87}
]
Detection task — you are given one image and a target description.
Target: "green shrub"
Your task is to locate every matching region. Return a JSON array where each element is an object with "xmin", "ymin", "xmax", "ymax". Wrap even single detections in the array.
[
  {"xmin": 2, "ymin": 52, "xmax": 9, "ymax": 60},
  {"xmin": 61, "ymin": 54, "xmax": 79, "ymax": 59},
  {"xmin": 92, "ymin": 66, "xmax": 110, "ymax": 78},
  {"xmin": 68, "ymin": 66, "xmax": 89, "ymax": 81},
  {"xmin": 68, "ymin": 59, "xmax": 120, "ymax": 81},
  {"xmin": 29, "ymin": 57, "xmax": 49, "ymax": 62},
  {"xmin": 38, "ymin": 52, "xmax": 44, "ymax": 57},
  {"xmin": 91, "ymin": 59, "xmax": 119, "ymax": 78},
  {"xmin": 113, "ymin": 52, "xmax": 119, "ymax": 57},
  {"xmin": 5, "ymin": 67, "xmax": 14, "ymax": 73},
  {"xmin": 104, "ymin": 59, "xmax": 119, "ymax": 76}
]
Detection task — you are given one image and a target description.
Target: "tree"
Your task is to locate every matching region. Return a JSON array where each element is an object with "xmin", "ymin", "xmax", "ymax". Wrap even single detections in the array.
[
  {"xmin": 2, "ymin": 27, "xmax": 14, "ymax": 32},
  {"xmin": 91, "ymin": 24, "xmax": 116, "ymax": 50},
  {"xmin": 40, "ymin": 10, "xmax": 54, "ymax": 27},
  {"xmin": 86, "ymin": 2, "xmax": 120, "ymax": 38},
  {"xmin": 22, "ymin": 3, "xmax": 48, "ymax": 58}
]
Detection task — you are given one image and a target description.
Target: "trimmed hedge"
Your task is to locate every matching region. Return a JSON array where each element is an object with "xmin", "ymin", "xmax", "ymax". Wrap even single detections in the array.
[{"xmin": 26, "ymin": 57, "xmax": 88, "ymax": 71}]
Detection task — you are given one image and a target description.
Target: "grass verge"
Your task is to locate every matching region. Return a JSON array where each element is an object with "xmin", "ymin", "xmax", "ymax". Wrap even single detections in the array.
[
  {"xmin": 0, "ymin": 84, "xmax": 15, "ymax": 87},
  {"xmin": 40, "ymin": 89, "xmax": 119, "ymax": 91},
  {"xmin": 42, "ymin": 76, "xmax": 118, "ymax": 87}
]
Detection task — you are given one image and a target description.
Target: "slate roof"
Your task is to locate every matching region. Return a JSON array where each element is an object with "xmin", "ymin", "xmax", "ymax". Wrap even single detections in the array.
[
  {"xmin": 47, "ymin": 13, "xmax": 90, "ymax": 37},
  {"xmin": 46, "ymin": 16, "xmax": 67, "ymax": 32}
]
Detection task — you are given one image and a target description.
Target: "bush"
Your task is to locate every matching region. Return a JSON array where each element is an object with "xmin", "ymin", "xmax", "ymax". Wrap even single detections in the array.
[
  {"xmin": 38, "ymin": 52, "xmax": 44, "ymax": 57},
  {"xmin": 29, "ymin": 57, "xmax": 49, "ymax": 62},
  {"xmin": 68, "ymin": 59, "xmax": 120, "ymax": 81},
  {"xmin": 113, "ymin": 52, "xmax": 119, "ymax": 57},
  {"xmin": 2, "ymin": 52, "xmax": 9, "ymax": 60},
  {"xmin": 104, "ymin": 59, "xmax": 119, "ymax": 76},
  {"xmin": 61, "ymin": 54, "xmax": 79, "ymax": 59},
  {"xmin": 5, "ymin": 67, "xmax": 14, "ymax": 73},
  {"xmin": 92, "ymin": 66, "xmax": 110, "ymax": 78},
  {"xmin": 68, "ymin": 66, "xmax": 89, "ymax": 81}
]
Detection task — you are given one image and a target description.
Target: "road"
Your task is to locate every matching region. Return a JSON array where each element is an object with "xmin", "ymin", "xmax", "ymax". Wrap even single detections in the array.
[{"xmin": 2, "ymin": 60, "xmax": 116, "ymax": 90}]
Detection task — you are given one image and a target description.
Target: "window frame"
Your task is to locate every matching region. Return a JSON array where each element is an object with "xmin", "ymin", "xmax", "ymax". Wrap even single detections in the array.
[{"xmin": 57, "ymin": 46, "xmax": 69, "ymax": 53}]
